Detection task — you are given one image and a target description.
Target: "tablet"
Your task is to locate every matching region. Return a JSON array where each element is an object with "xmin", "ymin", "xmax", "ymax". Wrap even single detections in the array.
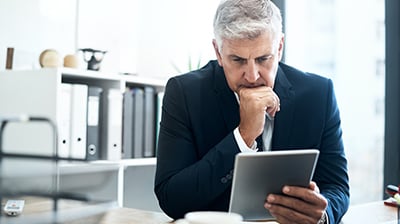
[{"xmin": 228, "ymin": 149, "xmax": 319, "ymax": 221}]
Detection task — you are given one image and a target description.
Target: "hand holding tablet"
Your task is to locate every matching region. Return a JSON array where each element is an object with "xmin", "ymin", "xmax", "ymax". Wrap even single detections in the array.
[{"xmin": 229, "ymin": 149, "xmax": 319, "ymax": 221}]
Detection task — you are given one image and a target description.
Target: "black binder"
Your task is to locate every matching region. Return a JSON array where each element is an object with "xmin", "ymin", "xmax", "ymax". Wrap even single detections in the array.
[
  {"xmin": 86, "ymin": 86, "xmax": 103, "ymax": 161},
  {"xmin": 122, "ymin": 88, "xmax": 134, "ymax": 159},
  {"xmin": 132, "ymin": 87, "xmax": 144, "ymax": 158}
]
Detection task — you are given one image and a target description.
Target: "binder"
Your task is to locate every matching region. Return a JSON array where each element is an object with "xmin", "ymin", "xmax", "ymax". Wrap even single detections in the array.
[
  {"xmin": 155, "ymin": 91, "xmax": 164, "ymax": 154},
  {"xmin": 143, "ymin": 87, "xmax": 155, "ymax": 157},
  {"xmin": 58, "ymin": 83, "xmax": 72, "ymax": 158},
  {"xmin": 132, "ymin": 87, "xmax": 144, "ymax": 158},
  {"xmin": 86, "ymin": 86, "xmax": 103, "ymax": 161},
  {"xmin": 70, "ymin": 83, "xmax": 88, "ymax": 160},
  {"xmin": 122, "ymin": 88, "xmax": 133, "ymax": 159},
  {"xmin": 101, "ymin": 88, "xmax": 123, "ymax": 161}
]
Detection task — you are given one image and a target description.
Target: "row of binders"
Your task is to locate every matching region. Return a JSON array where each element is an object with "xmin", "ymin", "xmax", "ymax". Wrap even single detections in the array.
[{"xmin": 58, "ymin": 83, "xmax": 163, "ymax": 161}]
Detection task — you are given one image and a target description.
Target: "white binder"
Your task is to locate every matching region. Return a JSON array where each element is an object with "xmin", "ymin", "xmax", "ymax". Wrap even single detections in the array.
[
  {"xmin": 57, "ymin": 83, "xmax": 72, "ymax": 158},
  {"xmin": 69, "ymin": 83, "xmax": 88, "ymax": 160},
  {"xmin": 155, "ymin": 91, "xmax": 164, "ymax": 153},
  {"xmin": 102, "ymin": 89, "xmax": 123, "ymax": 161}
]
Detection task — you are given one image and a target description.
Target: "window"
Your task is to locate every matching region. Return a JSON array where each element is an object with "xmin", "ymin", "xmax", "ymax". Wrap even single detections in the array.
[{"xmin": 283, "ymin": 0, "xmax": 385, "ymax": 204}]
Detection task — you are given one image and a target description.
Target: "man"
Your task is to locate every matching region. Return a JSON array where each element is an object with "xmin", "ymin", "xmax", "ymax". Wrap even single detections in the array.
[{"xmin": 154, "ymin": 0, "xmax": 349, "ymax": 223}]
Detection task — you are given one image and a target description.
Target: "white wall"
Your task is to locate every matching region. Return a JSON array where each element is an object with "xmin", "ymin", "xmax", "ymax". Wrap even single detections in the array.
[
  {"xmin": 134, "ymin": 0, "xmax": 218, "ymax": 78},
  {"xmin": 76, "ymin": 0, "xmax": 139, "ymax": 74},
  {"xmin": 0, "ymin": 0, "xmax": 76, "ymax": 69},
  {"xmin": 0, "ymin": 0, "xmax": 219, "ymax": 78}
]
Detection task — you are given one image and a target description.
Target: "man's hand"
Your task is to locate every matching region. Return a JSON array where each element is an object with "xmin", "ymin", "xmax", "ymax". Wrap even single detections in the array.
[
  {"xmin": 265, "ymin": 181, "xmax": 328, "ymax": 224},
  {"xmin": 237, "ymin": 86, "xmax": 280, "ymax": 147}
]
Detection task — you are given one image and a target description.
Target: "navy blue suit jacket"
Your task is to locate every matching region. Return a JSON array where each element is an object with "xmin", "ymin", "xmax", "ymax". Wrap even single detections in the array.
[{"xmin": 155, "ymin": 60, "xmax": 349, "ymax": 223}]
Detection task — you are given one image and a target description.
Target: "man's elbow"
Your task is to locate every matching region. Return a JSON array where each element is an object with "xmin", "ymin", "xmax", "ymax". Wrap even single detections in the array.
[{"xmin": 154, "ymin": 183, "xmax": 186, "ymax": 220}]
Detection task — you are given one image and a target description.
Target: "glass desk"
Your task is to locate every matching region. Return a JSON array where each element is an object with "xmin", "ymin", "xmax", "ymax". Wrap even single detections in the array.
[{"xmin": 0, "ymin": 156, "xmax": 120, "ymax": 223}]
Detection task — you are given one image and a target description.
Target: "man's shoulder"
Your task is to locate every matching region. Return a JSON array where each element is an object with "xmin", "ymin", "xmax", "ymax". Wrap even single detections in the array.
[{"xmin": 167, "ymin": 60, "xmax": 222, "ymax": 90}]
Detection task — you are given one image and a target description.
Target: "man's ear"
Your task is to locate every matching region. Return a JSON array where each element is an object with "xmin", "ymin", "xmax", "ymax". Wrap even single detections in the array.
[
  {"xmin": 277, "ymin": 34, "xmax": 285, "ymax": 61},
  {"xmin": 212, "ymin": 39, "xmax": 223, "ymax": 67}
]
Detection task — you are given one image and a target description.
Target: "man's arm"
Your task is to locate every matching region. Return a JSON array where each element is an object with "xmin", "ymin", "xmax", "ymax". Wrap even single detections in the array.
[
  {"xmin": 154, "ymin": 77, "xmax": 239, "ymax": 219},
  {"xmin": 315, "ymin": 79, "xmax": 350, "ymax": 223}
]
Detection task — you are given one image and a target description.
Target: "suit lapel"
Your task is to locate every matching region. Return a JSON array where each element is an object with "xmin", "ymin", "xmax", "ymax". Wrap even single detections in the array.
[
  {"xmin": 213, "ymin": 64, "xmax": 240, "ymax": 132},
  {"xmin": 272, "ymin": 65, "xmax": 295, "ymax": 148}
]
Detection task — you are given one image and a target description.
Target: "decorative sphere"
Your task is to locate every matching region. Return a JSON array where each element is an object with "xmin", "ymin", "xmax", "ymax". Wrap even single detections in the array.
[
  {"xmin": 64, "ymin": 54, "xmax": 79, "ymax": 68},
  {"xmin": 39, "ymin": 49, "xmax": 61, "ymax": 68}
]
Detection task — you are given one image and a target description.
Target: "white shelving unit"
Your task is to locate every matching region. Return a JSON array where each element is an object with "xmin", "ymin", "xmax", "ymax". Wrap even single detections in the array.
[{"xmin": 0, "ymin": 68, "xmax": 166, "ymax": 211}]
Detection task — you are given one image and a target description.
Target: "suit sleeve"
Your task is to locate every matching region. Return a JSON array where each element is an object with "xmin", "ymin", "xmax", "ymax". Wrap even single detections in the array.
[
  {"xmin": 315, "ymin": 79, "xmax": 350, "ymax": 224},
  {"xmin": 154, "ymin": 77, "xmax": 240, "ymax": 219}
]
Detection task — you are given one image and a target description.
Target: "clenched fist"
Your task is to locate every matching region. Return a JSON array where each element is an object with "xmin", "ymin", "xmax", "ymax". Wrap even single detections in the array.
[{"xmin": 237, "ymin": 86, "xmax": 280, "ymax": 147}]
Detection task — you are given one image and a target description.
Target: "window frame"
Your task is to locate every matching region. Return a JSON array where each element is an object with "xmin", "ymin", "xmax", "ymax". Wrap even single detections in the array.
[{"xmin": 384, "ymin": 0, "xmax": 400, "ymax": 199}]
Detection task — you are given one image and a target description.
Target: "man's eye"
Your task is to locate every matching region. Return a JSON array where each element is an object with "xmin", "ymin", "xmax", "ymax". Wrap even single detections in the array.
[
  {"xmin": 256, "ymin": 56, "xmax": 272, "ymax": 63},
  {"xmin": 233, "ymin": 58, "xmax": 245, "ymax": 63}
]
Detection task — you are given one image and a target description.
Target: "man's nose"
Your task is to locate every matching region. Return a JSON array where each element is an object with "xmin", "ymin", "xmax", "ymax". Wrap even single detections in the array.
[{"xmin": 244, "ymin": 61, "xmax": 260, "ymax": 83}]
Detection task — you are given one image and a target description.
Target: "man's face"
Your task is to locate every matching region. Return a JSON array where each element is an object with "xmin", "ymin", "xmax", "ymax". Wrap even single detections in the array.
[{"xmin": 213, "ymin": 32, "xmax": 284, "ymax": 93}]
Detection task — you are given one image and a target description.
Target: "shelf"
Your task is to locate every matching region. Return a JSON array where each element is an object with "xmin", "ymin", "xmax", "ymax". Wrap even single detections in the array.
[
  {"xmin": 0, "ymin": 68, "xmax": 164, "ymax": 211},
  {"xmin": 123, "ymin": 74, "xmax": 167, "ymax": 88},
  {"xmin": 60, "ymin": 67, "xmax": 166, "ymax": 89},
  {"xmin": 60, "ymin": 67, "xmax": 123, "ymax": 82},
  {"xmin": 59, "ymin": 161, "xmax": 120, "ymax": 174},
  {"xmin": 82, "ymin": 158, "xmax": 157, "ymax": 167},
  {"xmin": 118, "ymin": 157, "xmax": 157, "ymax": 167}
]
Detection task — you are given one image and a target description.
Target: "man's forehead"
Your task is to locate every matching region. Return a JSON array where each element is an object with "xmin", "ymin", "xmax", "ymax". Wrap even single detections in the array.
[
  {"xmin": 222, "ymin": 41, "xmax": 275, "ymax": 59},
  {"xmin": 221, "ymin": 33, "xmax": 276, "ymax": 52}
]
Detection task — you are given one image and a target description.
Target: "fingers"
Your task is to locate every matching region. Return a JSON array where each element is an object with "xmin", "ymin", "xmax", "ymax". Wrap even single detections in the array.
[
  {"xmin": 281, "ymin": 185, "xmax": 327, "ymax": 209},
  {"xmin": 238, "ymin": 86, "xmax": 280, "ymax": 117},
  {"xmin": 266, "ymin": 204, "xmax": 317, "ymax": 224},
  {"xmin": 264, "ymin": 185, "xmax": 328, "ymax": 223},
  {"xmin": 265, "ymin": 195, "xmax": 324, "ymax": 224},
  {"xmin": 265, "ymin": 99, "xmax": 280, "ymax": 117},
  {"xmin": 265, "ymin": 201, "xmax": 316, "ymax": 224},
  {"xmin": 309, "ymin": 181, "xmax": 320, "ymax": 193}
]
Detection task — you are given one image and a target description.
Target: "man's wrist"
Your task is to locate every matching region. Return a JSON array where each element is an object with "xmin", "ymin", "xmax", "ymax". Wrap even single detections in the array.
[{"xmin": 233, "ymin": 127, "xmax": 257, "ymax": 152}]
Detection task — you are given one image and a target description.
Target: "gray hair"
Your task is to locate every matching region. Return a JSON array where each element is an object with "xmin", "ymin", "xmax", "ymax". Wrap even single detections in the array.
[{"xmin": 213, "ymin": 0, "xmax": 283, "ymax": 51}]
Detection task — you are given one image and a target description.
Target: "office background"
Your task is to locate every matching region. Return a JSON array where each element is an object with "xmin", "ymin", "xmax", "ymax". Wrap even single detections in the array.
[{"xmin": 0, "ymin": 0, "xmax": 398, "ymax": 207}]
